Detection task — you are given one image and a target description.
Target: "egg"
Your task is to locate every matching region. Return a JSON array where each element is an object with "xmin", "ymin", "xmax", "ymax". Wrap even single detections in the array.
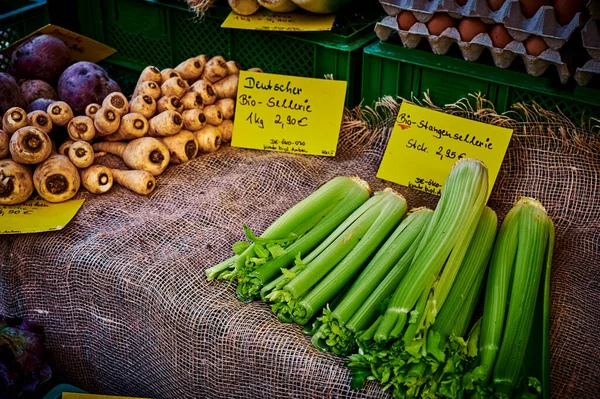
[
  {"xmin": 456, "ymin": 0, "xmax": 468, "ymax": 5},
  {"xmin": 554, "ymin": 0, "xmax": 585, "ymax": 26},
  {"xmin": 525, "ymin": 36, "xmax": 548, "ymax": 56},
  {"xmin": 458, "ymin": 18, "xmax": 489, "ymax": 42},
  {"xmin": 487, "ymin": 0, "xmax": 506, "ymax": 12},
  {"xmin": 519, "ymin": 0, "xmax": 550, "ymax": 19},
  {"xmin": 426, "ymin": 13, "xmax": 457, "ymax": 36},
  {"xmin": 397, "ymin": 10, "xmax": 418, "ymax": 31},
  {"xmin": 490, "ymin": 24, "xmax": 513, "ymax": 48}
]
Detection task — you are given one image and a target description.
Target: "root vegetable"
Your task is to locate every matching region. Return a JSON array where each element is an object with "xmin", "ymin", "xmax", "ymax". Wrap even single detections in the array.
[
  {"xmin": 81, "ymin": 165, "xmax": 113, "ymax": 194},
  {"xmin": 68, "ymin": 141, "xmax": 94, "ymax": 168},
  {"xmin": 217, "ymin": 120, "xmax": 234, "ymax": 143},
  {"xmin": 9, "ymin": 127, "xmax": 52, "ymax": 164},
  {"xmin": 160, "ymin": 130, "xmax": 198, "ymax": 164},
  {"xmin": 161, "ymin": 77, "xmax": 189, "ymax": 98},
  {"xmin": 85, "ymin": 103, "xmax": 100, "ymax": 119},
  {"xmin": 3, "ymin": 107, "xmax": 28, "ymax": 134},
  {"xmin": 157, "ymin": 96, "xmax": 185, "ymax": 114},
  {"xmin": 133, "ymin": 81, "xmax": 162, "ymax": 100},
  {"xmin": 215, "ymin": 98, "xmax": 235, "ymax": 119},
  {"xmin": 0, "ymin": 130, "xmax": 8, "ymax": 158},
  {"xmin": 228, "ymin": 0, "xmax": 260, "ymax": 15},
  {"xmin": 9, "ymin": 35, "xmax": 71, "ymax": 84},
  {"xmin": 67, "ymin": 115, "xmax": 96, "ymax": 141},
  {"xmin": 248, "ymin": 67, "xmax": 263, "ymax": 73},
  {"xmin": 47, "ymin": 101, "xmax": 74, "ymax": 127},
  {"xmin": 103, "ymin": 113, "xmax": 149, "ymax": 141},
  {"xmin": 213, "ymin": 74, "xmax": 239, "ymax": 99},
  {"xmin": 94, "ymin": 107, "xmax": 122, "ymax": 136},
  {"xmin": 59, "ymin": 140, "xmax": 74, "ymax": 156},
  {"xmin": 102, "ymin": 92, "xmax": 129, "ymax": 116},
  {"xmin": 203, "ymin": 105, "xmax": 223, "ymax": 126},
  {"xmin": 181, "ymin": 92, "xmax": 204, "ymax": 110},
  {"xmin": 0, "ymin": 159, "xmax": 34, "ymax": 205},
  {"xmin": 33, "ymin": 154, "xmax": 81, "ymax": 202},
  {"xmin": 93, "ymin": 137, "xmax": 170, "ymax": 176},
  {"xmin": 130, "ymin": 95, "xmax": 158, "ymax": 119},
  {"xmin": 202, "ymin": 56, "xmax": 229, "ymax": 83},
  {"xmin": 148, "ymin": 110, "xmax": 183, "ymax": 137},
  {"xmin": 28, "ymin": 98, "xmax": 55, "ymax": 113},
  {"xmin": 175, "ymin": 57, "xmax": 205, "ymax": 80},
  {"xmin": 258, "ymin": 0, "xmax": 297, "ymax": 12},
  {"xmin": 161, "ymin": 68, "xmax": 182, "ymax": 83},
  {"xmin": 189, "ymin": 80, "xmax": 217, "ymax": 105},
  {"xmin": 194, "ymin": 125, "xmax": 222, "ymax": 153},
  {"xmin": 226, "ymin": 61, "xmax": 242, "ymax": 75},
  {"xmin": 135, "ymin": 66, "xmax": 162, "ymax": 88},
  {"xmin": 110, "ymin": 169, "xmax": 156, "ymax": 195},
  {"xmin": 27, "ymin": 111, "xmax": 53, "ymax": 134},
  {"xmin": 20, "ymin": 80, "xmax": 58, "ymax": 105},
  {"xmin": 182, "ymin": 109, "xmax": 207, "ymax": 131},
  {"xmin": 0, "ymin": 73, "xmax": 26, "ymax": 115}
]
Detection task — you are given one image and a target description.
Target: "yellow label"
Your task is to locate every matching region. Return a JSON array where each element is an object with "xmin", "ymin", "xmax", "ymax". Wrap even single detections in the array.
[
  {"xmin": 231, "ymin": 71, "xmax": 347, "ymax": 157},
  {"xmin": 0, "ymin": 199, "xmax": 84, "ymax": 234},
  {"xmin": 377, "ymin": 103, "xmax": 513, "ymax": 197},
  {"xmin": 62, "ymin": 394, "xmax": 151, "ymax": 399},
  {"xmin": 222, "ymin": 10, "xmax": 335, "ymax": 32},
  {"xmin": 1, "ymin": 24, "xmax": 116, "ymax": 63}
]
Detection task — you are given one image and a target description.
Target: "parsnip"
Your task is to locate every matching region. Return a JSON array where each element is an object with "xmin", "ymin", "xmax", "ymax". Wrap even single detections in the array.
[
  {"xmin": 59, "ymin": 140, "xmax": 74, "ymax": 157},
  {"xmin": 103, "ymin": 113, "xmax": 149, "ymax": 141},
  {"xmin": 93, "ymin": 137, "xmax": 170, "ymax": 176},
  {"xmin": 27, "ymin": 111, "xmax": 53, "ymax": 134},
  {"xmin": 213, "ymin": 74, "xmax": 239, "ymax": 99},
  {"xmin": 85, "ymin": 103, "xmax": 100, "ymax": 119},
  {"xmin": 157, "ymin": 96, "xmax": 185, "ymax": 114},
  {"xmin": 216, "ymin": 119, "xmax": 234, "ymax": 143},
  {"xmin": 258, "ymin": 0, "xmax": 297, "ymax": 12},
  {"xmin": 248, "ymin": 67, "xmax": 263, "ymax": 73},
  {"xmin": 3, "ymin": 107, "xmax": 27, "ymax": 135},
  {"xmin": 47, "ymin": 101, "xmax": 74, "ymax": 127},
  {"xmin": 9, "ymin": 127, "xmax": 52, "ymax": 164},
  {"xmin": 203, "ymin": 105, "xmax": 223, "ymax": 126},
  {"xmin": 181, "ymin": 92, "xmax": 204, "ymax": 110},
  {"xmin": 0, "ymin": 159, "xmax": 34, "ymax": 205},
  {"xmin": 215, "ymin": 98, "xmax": 235, "ymax": 120},
  {"xmin": 129, "ymin": 95, "xmax": 157, "ymax": 119},
  {"xmin": 161, "ymin": 68, "xmax": 182, "ymax": 83},
  {"xmin": 175, "ymin": 57, "xmax": 205, "ymax": 80},
  {"xmin": 110, "ymin": 169, "xmax": 156, "ymax": 196},
  {"xmin": 189, "ymin": 79, "xmax": 217, "ymax": 105},
  {"xmin": 202, "ymin": 56, "xmax": 229, "ymax": 83},
  {"xmin": 133, "ymin": 81, "xmax": 162, "ymax": 100},
  {"xmin": 33, "ymin": 154, "xmax": 81, "ymax": 203},
  {"xmin": 135, "ymin": 66, "xmax": 162, "ymax": 89},
  {"xmin": 67, "ymin": 115, "xmax": 96, "ymax": 141},
  {"xmin": 194, "ymin": 125, "xmax": 222, "ymax": 153},
  {"xmin": 148, "ymin": 110, "xmax": 183, "ymax": 137},
  {"xmin": 161, "ymin": 77, "xmax": 189, "ymax": 98},
  {"xmin": 102, "ymin": 92, "xmax": 129, "ymax": 116},
  {"xmin": 228, "ymin": 0, "xmax": 260, "ymax": 15},
  {"xmin": 160, "ymin": 130, "xmax": 198, "ymax": 164},
  {"xmin": 81, "ymin": 165, "xmax": 113, "ymax": 194},
  {"xmin": 225, "ymin": 60, "xmax": 242, "ymax": 75},
  {"xmin": 68, "ymin": 141, "xmax": 94, "ymax": 168},
  {"xmin": 94, "ymin": 107, "xmax": 122, "ymax": 136},
  {"xmin": 0, "ymin": 130, "xmax": 8, "ymax": 158},
  {"xmin": 182, "ymin": 109, "xmax": 207, "ymax": 131}
]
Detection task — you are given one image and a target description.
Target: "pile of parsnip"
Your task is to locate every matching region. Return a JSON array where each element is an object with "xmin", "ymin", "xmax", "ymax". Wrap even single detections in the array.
[{"xmin": 0, "ymin": 54, "xmax": 257, "ymax": 205}]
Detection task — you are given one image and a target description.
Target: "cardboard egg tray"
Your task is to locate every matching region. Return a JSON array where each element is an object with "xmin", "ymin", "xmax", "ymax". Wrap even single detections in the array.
[
  {"xmin": 582, "ymin": 19, "xmax": 600, "ymax": 61},
  {"xmin": 379, "ymin": 0, "xmax": 586, "ymax": 50},
  {"xmin": 575, "ymin": 59, "xmax": 600, "ymax": 86},
  {"xmin": 375, "ymin": 15, "xmax": 570, "ymax": 83},
  {"xmin": 589, "ymin": 0, "xmax": 600, "ymax": 21}
]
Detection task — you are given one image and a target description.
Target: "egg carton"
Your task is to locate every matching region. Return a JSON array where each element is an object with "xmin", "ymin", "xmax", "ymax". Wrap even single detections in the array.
[
  {"xmin": 582, "ymin": 19, "xmax": 600, "ymax": 61},
  {"xmin": 589, "ymin": 0, "xmax": 600, "ymax": 20},
  {"xmin": 379, "ymin": 0, "xmax": 586, "ymax": 50},
  {"xmin": 375, "ymin": 15, "xmax": 570, "ymax": 83},
  {"xmin": 575, "ymin": 59, "xmax": 600, "ymax": 86}
]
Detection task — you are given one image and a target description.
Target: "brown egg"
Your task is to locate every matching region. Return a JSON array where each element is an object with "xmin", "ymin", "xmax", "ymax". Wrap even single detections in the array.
[
  {"xmin": 519, "ymin": 0, "xmax": 550, "ymax": 19},
  {"xmin": 397, "ymin": 10, "xmax": 418, "ymax": 31},
  {"xmin": 456, "ymin": 0, "xmax": 468, "ymax": 5},
  {"xmin": 525, "ymin": 36, "xmax": 548, "ymax": 56},
  {"xmin": 458, "ymin": 18, "xmax": 489, "ymax": 42},
  {"xmin": 490, "ymin": 24, "xmax": 513, "ymax": 48},
  {"xmin": 426, "ymin": 13, "xmax": 457, "ymax": 36},
  {"xmin": 487, "ymin": 0, "xmax": 506, "ymax": 11},
  {"xmin": 554, "ymin": 0, "xmax": 585, "ymax": 25}
]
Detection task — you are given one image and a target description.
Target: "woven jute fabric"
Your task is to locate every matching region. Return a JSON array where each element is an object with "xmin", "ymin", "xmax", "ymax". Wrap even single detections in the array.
[{"xmin": 0, "ymin": 96, "xmax": 598, "ymax": 399}]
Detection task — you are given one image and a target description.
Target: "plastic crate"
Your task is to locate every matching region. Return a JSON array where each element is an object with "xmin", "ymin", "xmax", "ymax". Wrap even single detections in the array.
[
  {"xmin": 361, "ymin": 41, "xmax": 600, "ymax": 124},
  {"xmin": 0, "ymin": 0, "xmax": 49, "ymax": 71},
  {"xmin": 75, "ymin": 0, "xmax": 381, "ymax": 105}
]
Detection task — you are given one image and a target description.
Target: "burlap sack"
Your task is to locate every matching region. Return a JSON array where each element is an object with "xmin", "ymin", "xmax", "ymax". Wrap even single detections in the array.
[{"xmin": 0, "ymin": 96, "xmax": 598, "ymax": 399}]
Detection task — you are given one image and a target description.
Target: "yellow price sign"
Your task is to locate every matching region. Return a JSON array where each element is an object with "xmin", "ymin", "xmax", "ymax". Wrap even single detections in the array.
[
  {"xmin": 377, "ymin": 103, "xmax": 513, "ymax": 197},
  {"xmin": 222, "ymin": 10, "xmax": 335, "ymax": 32},
  {"xmin": 63, "ymin": 394, "xmax": 151, "ymax": 399},
  {"xmin": 0, "ymin": 199, "xmax": 84, "ymax": 234},
  {"xmin": 231, "ymin": 71, "xmax": 347, "ymax": 157}
]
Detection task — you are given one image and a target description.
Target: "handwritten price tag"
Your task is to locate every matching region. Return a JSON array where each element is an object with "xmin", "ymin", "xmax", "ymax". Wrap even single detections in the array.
[
  {"xmin": 0, "ymin": 199, "xmax": 84, "ymax": 234},
  {"xmin": 377, "ymin": 103, "xmax": 513, "ymax": 197},
  {"xmin": 231, "ymin": 71, "xmax": 347, "ymax": 157},
  {"xmin": 221, "ymin": 10, "xmax": 335, "ymax": 32}
]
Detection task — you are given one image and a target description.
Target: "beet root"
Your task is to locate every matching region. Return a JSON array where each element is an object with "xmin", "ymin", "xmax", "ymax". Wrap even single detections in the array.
[{"xmin": 8, "ymin": 34, "xmax": 71, "ymax": 84}]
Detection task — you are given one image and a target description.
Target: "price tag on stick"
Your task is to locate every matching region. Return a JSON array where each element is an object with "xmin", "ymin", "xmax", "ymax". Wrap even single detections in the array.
[
  {"xmin": 377, "ymin": 103, "xmax": 513, "ymax": 198},
  {"xmin": 231, "ymin": 71, "xmax": 347, "ymax": 157}
]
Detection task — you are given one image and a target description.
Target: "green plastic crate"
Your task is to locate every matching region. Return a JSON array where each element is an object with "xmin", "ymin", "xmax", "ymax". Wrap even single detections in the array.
[
  {"xmin": 75, "ymin": 0, "xmax": 381, "ymax": 105},
  {"xmin": 362, "ymin": 41, "xmax": 600, "ymax": 124},
  {"xmin": 0, "ymin": 0, "xmax": 49, "ymax": 71}
]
